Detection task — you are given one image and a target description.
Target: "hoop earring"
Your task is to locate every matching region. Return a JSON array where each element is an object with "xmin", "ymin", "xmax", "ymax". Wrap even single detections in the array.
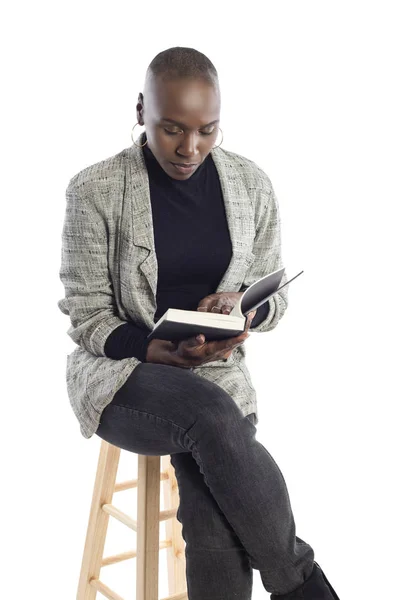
[
  {"xmin": 213, "ymin": 127, "xmax": 223, "ymax": 149},
  {"xmin": 131, "ymin": 122, "xmax": 148, "ymax": 147}
]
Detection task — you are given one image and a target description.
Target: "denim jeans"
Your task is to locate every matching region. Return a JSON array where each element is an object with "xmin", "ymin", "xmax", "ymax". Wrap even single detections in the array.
[{"xmin": 95, "ymin": 362, "xmax": 315, "ymax": 599}]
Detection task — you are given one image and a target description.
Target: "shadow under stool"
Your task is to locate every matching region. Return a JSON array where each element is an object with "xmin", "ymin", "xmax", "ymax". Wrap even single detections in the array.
[{"xmin": 76, "ymin": 439, "xmax": 188, "ymax": 600}]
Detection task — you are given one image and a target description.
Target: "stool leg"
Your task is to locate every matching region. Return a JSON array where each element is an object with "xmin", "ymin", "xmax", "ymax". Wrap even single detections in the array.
[
  {"xmin": 136, "ymin": 455, "xmax": 161, "ymax": 600},
  {"xmin": 162, "ymin": 455, "xmax": 187, "ymax": 597},
  {"xmin": 76, "ymin": 440, "xmax": 121, "ymax": 600}
]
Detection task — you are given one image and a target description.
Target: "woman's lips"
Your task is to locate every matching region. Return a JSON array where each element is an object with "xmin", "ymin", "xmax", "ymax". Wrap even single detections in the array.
[{"xmin": 171, "ymin": 162, "xmax": 197, "ymax": 174}]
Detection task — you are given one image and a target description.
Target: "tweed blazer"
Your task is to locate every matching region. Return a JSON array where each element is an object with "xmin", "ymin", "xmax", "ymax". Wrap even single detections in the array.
[{"xmin": 57, "ymin": 131, "xmax": 289, "ymax": 439}]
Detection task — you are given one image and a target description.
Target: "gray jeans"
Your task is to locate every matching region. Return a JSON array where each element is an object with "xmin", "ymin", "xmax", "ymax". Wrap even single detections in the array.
[{"xmin": 95, "ymin": 362, "xmax": 315, "ymax": 598}]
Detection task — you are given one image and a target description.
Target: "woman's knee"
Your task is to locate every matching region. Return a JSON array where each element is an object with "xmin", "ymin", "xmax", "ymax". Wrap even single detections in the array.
[{"xmin": 183, "ymin": 387, "xmax": 248, "ymax": 446}]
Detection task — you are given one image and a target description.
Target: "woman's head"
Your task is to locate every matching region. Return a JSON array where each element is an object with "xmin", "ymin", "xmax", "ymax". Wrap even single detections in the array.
[{"xmin": 137, "ymin": 47, "xmax": 221, "ymax": 180}]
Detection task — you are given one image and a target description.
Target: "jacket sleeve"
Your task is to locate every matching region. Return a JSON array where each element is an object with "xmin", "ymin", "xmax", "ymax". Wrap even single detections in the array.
[
  {"xmin": 57, "ymin": 181, "xmax": 132, "ymax": 356},
  {"xmin": 240, "ymin": 183, "xmax": 289, "ymax": 333},
  {"xmin": 104, "ymin": 322, "xmax": 152, "ymax": 362}
]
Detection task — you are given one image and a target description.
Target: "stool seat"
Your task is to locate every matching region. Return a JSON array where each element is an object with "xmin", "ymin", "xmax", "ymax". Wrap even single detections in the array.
[{"xmin": 76, "ymin": 439, "xmax": 188, "ymax": 600}]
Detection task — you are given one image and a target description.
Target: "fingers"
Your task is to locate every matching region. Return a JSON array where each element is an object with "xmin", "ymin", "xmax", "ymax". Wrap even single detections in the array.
[
  {"xmin": 177, "ymin": 316, "xmax": 253, "ymax": 366},
  {"xmin": 182, "ymin": 334, "xmax": 245, "ymax": 359},
  {"xmin": 185, "ymin": 334, "xmax": 204, "ymax": 346},
  {"xmin": 244, "ymin": 310, "xmax": 256, "ymax": 332},
  {"xmin": 213, "ymin": 333, "xmax": 248, "ymax": 354}
]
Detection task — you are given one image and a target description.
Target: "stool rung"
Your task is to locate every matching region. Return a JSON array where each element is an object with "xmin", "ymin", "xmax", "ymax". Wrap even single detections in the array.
[
  {"xmin": 102, "ymin": 503, "xmax": 178, "ymax": 531},
  {"xmin": 114, "ymin": 471, "xmax": 169, "ymax": 493},
  {"xmin": 101, "ymin": 540, "xmax": 174, "ymax": 567},
  {"xmin": 159, "ymin": 508, "xmax": 179, "ymax": 522},
  {"xmin": 102, "ymin": 549, "xmax": 137, "ymax": 566},
  {"xmin": 102, "ymin": 503, "xmax": 137, "ymax": 530},
  {"xmin": 160, "ymin": 591, "xmax": 188, "ymax": 600},
  {"xmin": 89, "ymin": 577, "xmax": 125, "ymax": 600},
  {"xmin": 90, "ymin": 576, "xmax": 188, "ymax": 600}
]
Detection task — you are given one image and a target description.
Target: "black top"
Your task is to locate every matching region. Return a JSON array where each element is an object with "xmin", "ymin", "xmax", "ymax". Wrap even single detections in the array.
[{"xmin": 104, "ymin": 136, "xmax": 270, "ymax": 362}]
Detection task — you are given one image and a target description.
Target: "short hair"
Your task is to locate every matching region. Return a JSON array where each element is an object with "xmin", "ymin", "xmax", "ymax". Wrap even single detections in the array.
[{"xmin": 145, "ymin": 46, "xmax": 219, "ymax": 89}]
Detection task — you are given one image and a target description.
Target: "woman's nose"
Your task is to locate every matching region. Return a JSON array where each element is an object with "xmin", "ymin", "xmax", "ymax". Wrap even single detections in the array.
[{"xmin": 177, "ymin": 132, "xmax": 199, "ymax": 157}]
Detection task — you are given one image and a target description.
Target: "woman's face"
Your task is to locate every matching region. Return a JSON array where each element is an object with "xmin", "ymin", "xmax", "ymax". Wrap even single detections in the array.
[{"xmin": 137, "ymin": 75, "xmax": 221, "ymax": 180}]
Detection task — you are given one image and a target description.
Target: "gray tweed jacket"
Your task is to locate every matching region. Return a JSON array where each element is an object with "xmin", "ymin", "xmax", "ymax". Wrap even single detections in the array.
[{"xmin": 57, "ymin": 131, "xmax": 289, "ymax": 439}]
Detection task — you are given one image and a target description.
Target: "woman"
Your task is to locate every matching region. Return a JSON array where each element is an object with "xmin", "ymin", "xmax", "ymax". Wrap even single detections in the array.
[{"xmin": 58, "ymin": 46, "xmax": 340, "ymax": 599}]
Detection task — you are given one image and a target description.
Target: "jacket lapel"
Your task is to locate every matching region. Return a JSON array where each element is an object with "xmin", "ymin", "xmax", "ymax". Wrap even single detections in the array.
[{"xmin": 119, "ymin": 132, "xmax": 256, "ymax": 329}]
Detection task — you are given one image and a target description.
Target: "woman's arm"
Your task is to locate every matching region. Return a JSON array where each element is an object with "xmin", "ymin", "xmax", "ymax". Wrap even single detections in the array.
[
  {"xmin": 241, "ymin": 181, "xmax": 289, "ymax": 333},
  {"xmin": 57, "ymin": 181, "xmax": 135, "ymax": 356}
]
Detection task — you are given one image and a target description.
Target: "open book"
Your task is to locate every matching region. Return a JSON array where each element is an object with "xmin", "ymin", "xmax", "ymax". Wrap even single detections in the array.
[{"xmin": 146, "ymin": 267, "xmax": 304, "ymax": 342}]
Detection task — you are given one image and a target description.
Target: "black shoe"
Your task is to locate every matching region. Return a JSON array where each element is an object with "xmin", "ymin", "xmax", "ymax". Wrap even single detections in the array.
[{"xmin": 270, "ymin": 561, "xmax": 340, "ymax": 599}]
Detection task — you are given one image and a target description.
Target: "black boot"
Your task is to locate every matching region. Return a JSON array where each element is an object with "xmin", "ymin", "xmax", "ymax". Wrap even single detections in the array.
[{"xmin": 270, "ymin": 561, "xmax": 340, "ymax": 599}]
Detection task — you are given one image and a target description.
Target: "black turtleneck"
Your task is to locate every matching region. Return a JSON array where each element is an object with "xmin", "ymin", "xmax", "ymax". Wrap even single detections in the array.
[{"xmin": 104, "ymin": 136, "xmax": 270, "ymax": 362}]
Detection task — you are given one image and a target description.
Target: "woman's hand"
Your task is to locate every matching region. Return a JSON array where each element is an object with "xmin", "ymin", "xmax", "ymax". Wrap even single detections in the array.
[
  {"xmin": 145, "ymin": 311, "xmax": 256, "ymax": 368},
  {"xmin": 196, "ymin": 292, "xmax": 256, "ymax": 358},
  {"xmin": 196, "ymin": 291, "xmax": 244, "ymax": 315}
]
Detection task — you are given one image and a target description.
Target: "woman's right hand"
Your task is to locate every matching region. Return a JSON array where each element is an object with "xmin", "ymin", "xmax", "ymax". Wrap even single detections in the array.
[{"xmin": 145, "ymin": 312, "xmax": 255, "ymax": 368}]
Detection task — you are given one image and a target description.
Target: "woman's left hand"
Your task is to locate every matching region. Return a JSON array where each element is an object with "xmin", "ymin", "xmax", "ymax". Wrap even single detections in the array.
[
  {"xmin": 196, "ymin": 291, "xmax": 242, "ymax": 315},
  {"xmin": 197, "ymin": 292, "xmax": 256, "ymax": 320},
  {"xmin": 196, "ymin": 292, "xmax": 256, "ymax": 359}
]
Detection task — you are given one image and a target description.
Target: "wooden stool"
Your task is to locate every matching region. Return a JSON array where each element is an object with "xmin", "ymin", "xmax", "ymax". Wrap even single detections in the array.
[{"xmin": 76, "ymin": 439, "xmax": 188, "ymax": 600}]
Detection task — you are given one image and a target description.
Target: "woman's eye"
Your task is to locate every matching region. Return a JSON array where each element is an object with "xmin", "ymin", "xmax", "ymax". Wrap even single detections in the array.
[{"xmin": 163, "ymin": 129, "xmax": 214, "ymax": 136}]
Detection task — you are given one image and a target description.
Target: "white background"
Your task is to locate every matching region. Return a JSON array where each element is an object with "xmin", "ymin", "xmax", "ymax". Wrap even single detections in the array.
[{"xmin": 1, "ymin": 1, "xmax": 399, "ymax": 598}]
